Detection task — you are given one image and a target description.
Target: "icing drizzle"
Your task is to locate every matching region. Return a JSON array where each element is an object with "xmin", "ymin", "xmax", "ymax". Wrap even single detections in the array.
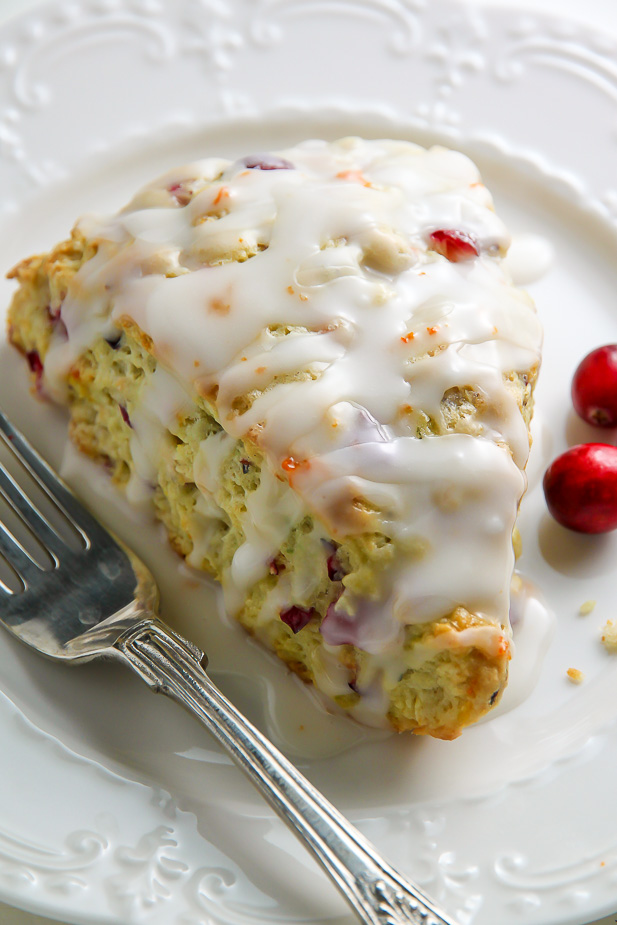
[{"xmin": 43, "ymin": 137, "xmax": 542, "ymax": 653}]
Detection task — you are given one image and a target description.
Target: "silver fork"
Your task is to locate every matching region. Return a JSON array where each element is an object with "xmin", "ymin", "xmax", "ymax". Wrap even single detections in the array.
[{"xmin": 0, "ymin": 410, "xmax": 460, "ymax": 925}]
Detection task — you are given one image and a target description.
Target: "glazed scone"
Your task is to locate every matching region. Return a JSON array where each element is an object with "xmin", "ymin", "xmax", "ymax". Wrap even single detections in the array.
[{"xmin": 7, "ymin": 138, "xmax": 542, "ymax": 738}]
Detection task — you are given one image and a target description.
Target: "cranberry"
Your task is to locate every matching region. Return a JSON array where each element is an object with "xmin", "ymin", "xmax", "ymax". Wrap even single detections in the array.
[
  {"xmin": 327, "ymin": 551, "xmax": 345, "ymax": 582},
  {"xmin": 26, "ymin": 350, "xmax": 44, "ymax": 394},
  {"xmin": 26, "ymin": 350, "xmax": 43, "ymax": 375},
  {"xmin": 572, "ymin": 344, "xmax": 617, "ymax": 427},
  {"xmin": 167, "ymin": 182, "xmax": 193, "ymax": 206},
  {"xmin": 240, "ymin": 155, "xmax": 294, "ymax": 171},
  {"xmin": 543, "ymin": 443, "xmax": 617, "ymax": 533},
  {"xmin": 118, "ymin": 404, "xmax": 132, "ymax": 428},
  {"xmin": 279, "ymin": 605, "xmax": 316, "ymax": 634},
  {"xmin": 429, "ymin": 230, "xmax": 479, "ymax": 262},
  {"xmin": 321, "ymin": 603, "xmax": 359, "ymax": 646}
]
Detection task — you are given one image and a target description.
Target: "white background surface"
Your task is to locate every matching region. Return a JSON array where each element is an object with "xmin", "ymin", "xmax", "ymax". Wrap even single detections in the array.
[{"xmin": 1, "ymin": 0, "xmax": 617, "ymax": 924}]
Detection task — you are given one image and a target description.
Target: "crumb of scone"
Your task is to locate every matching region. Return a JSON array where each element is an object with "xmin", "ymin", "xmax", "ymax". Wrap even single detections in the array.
[
  {"xmin": 566, "ymin": 667, "xmax": 585, "ymax": 684},
  {"xmin": 601, "ymin": 620, "xmax": 617, "ymax": 650},
  {"xmin": 578, "ymin": 599, "xmax": 597, "ymax": 616}
]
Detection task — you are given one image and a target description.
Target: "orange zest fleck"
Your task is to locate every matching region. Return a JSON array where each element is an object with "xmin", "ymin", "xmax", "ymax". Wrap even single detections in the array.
[
  {"xmin": 240, "ymin": 356, "xmax": 247, "ymax": 362},
  {"xmin": 299, "ymin": 292, "xmax": 308, "ymax": 301},
  {"xmin": 213, "ymin": 185, "xmax": 229, "ymax": 206},
  {"xmin": 400, "ymin": 332, "xmax": 415, "ymax": 344},
  {"xmin": 493, "ymin": 326, "xmax": 498, "ymax": 334},
  {"xmin": 255, "ymin": 366, "xmax": 266, "ymax": 374},
  {"xmin": 210, "ymin": 297, "xmax": 230, "ymax": 315},
  {"xmin": 287, "ymin": 285, "xmax": 295, "ymax": 295},
  {"xmin": 336, "ymin": 169, "xmax": 371, "ymax": 187},
  {"xmin": 282, "ymin": 456, "xmax": 299, "ymax": 471},
  {"xmin": 426, "ymin": 325, "xmax": 440, "ymax": 335},
  {"xmin": 497, "ymin": 636, "xmax": 510, "ymax": 657},
  {"xmin": 193, "ymin": 359, "xmax": 200, "ymax": 368}
]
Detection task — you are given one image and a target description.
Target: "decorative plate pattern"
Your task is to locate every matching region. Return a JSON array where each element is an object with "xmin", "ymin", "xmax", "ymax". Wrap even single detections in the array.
[{"xmin": 1, "ymin": 2, "xmax": 617, "ymax": 924}]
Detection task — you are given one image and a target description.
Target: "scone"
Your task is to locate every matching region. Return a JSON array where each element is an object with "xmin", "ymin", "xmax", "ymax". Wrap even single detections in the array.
[{"xmin": 6, "ymin": 138, "xmax": 542, "ymax": 738}]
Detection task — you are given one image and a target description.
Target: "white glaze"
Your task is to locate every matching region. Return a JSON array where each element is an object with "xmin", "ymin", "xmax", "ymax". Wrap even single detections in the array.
[
  {"xmin": 42, "ymin": 138, "xmax": 542, "ymax": 674},
  {"xmin": 488, "ymin": 573, "xmax": 556, "ymax": 719}
]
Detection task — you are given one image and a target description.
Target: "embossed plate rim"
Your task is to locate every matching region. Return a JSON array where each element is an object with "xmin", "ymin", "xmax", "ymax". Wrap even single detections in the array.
[{"xmin": 1, "ymin": 1, "xmax": 617, "ymax": 924}]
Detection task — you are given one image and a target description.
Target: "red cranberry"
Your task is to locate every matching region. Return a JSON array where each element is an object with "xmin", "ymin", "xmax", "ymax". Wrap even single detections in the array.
[
  {"xmin": 543, "ymin": 443, "xmax": 617, "ymax": 533},
  {"xmin": 26, "ymin": 350, "xmax": 43, "ymax": 376},
  {"xmin": 321, "ymin": 603, "xmax": 358, "ymax": 646},
  {"xmin": 327, "ymin": 552, "xmax": 345, "ymax": 582},
  {"xmin": 280, "ymin": 605, "xmax": 316, "ymax": 634},
  {"xmin": 118, "ymin": 404, "xmax": 132, "ymax": 428},
  {"xmin": 572, "ymin": 344, "xmax": 617, "ymax": 427},
  {"xmin": 167, "ymin": 182, "xmax": 193, "ymax": 206},
  {"xmin": 240, "ymin": 155, "xmax": 294, "ymax": 171},
  {"xmin": 429, "ymin": 230, "xmax": 479, "ymax": 262},
  {"xmin": 26, "ymin": 350, "xmax": 44, "ymax": 394}
]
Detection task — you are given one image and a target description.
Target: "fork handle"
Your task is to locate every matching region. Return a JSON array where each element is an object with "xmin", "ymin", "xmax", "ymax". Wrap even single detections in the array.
[{"xmin": 116, "ymin": 619, "xmax": 459, "ymax": 925}]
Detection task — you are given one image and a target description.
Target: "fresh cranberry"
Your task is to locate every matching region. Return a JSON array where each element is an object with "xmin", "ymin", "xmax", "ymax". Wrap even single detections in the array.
[
  {"xmin": 240, "ymin": 155, "xmax": 294, "ymax": 171},
  {"xmin": 571, "ymin": 344, "xmax": 617, "ymax": 427},
  {"xmin": 429, "ymin": 230, "xmax": 479, "ymax": 262},
  {"xmin": 543, "ymin": 443, "xmax": 617, "ymax": 533},
  {"xmin": 280, "ymin": 605, "xmax": 316, "ymax": 634}
]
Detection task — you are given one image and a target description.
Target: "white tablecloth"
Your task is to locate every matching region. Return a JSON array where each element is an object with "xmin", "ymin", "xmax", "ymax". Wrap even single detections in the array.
[{"xmin": 1, "ymin": 0, "xmax": 616, "ymax": 923}]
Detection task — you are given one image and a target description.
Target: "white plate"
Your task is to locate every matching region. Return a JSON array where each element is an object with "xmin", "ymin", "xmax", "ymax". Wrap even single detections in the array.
[{"xmin": 1, "ymin": 2, "xmax": 617, "ymax": 924}]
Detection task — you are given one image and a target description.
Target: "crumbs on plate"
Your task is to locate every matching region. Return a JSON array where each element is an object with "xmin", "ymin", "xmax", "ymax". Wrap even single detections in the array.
[
  {"xmin": 566, "ymin": 668, "xmax": 585, "ymax": 684},
  {"xmin": 601, "ymin": 619, "xmax": 617, "ymax": 651}
]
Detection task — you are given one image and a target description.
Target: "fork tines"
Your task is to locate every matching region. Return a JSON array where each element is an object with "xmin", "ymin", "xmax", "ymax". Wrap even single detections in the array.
[{"xmin": 0, "ymin": 412, "xmax": 89, "ymax": 590}]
